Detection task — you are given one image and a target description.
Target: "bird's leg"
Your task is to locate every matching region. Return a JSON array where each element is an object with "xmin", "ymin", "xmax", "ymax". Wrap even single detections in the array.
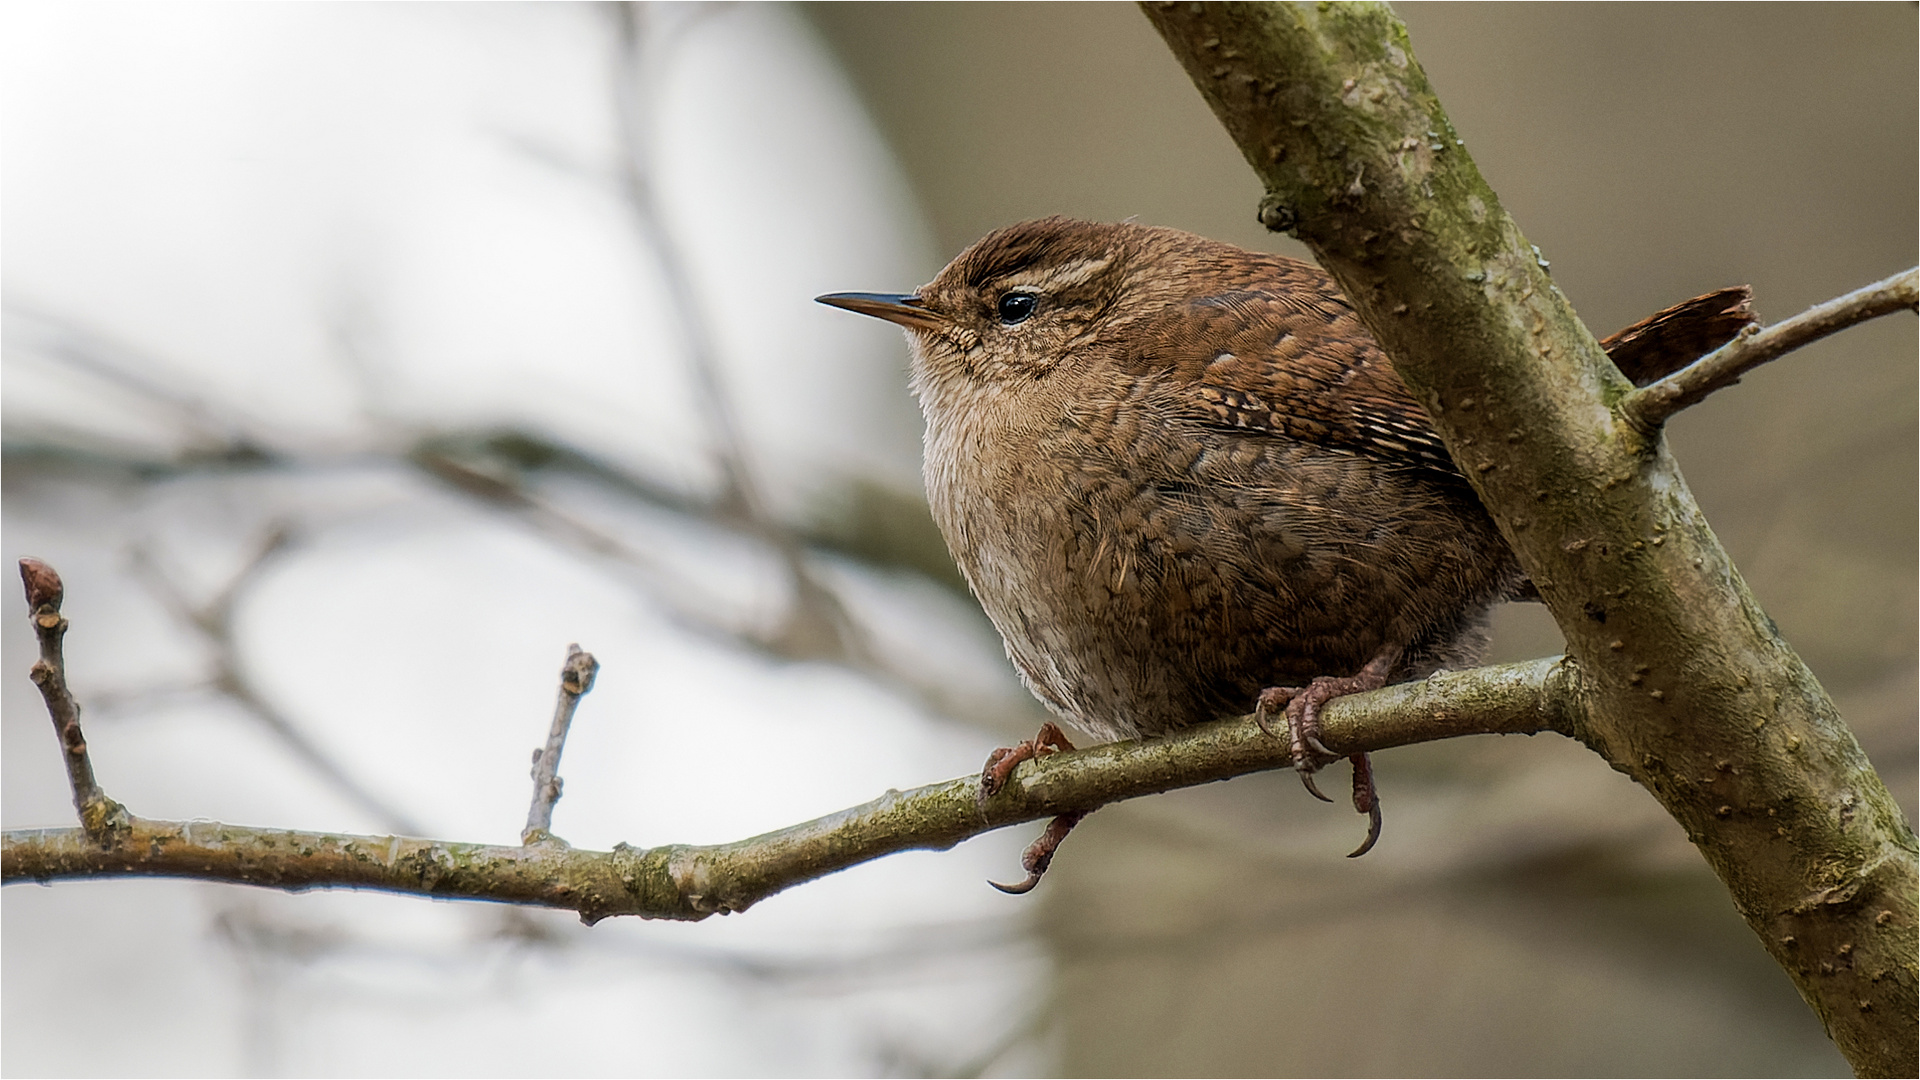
[
  {"xmin": 989, "ymin": 811, "xmax": 1086, "ymax": 895},
  {"xmin": 979, "ymin": 722, "xmax": 1081, "ymax": 894},
  {"xmin": 1256, "ymin": 647, "xmax": 1397, "ymax": 857},
  {"xmin": 1347, "ymin": 748, "xmax": 1382, "ymax": 859}
]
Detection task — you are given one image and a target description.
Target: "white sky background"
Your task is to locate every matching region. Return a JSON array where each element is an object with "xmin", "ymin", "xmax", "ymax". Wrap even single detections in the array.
[{"xmin": 1, "ymin": 3, "xmax": 1048, "ymax": 1075}]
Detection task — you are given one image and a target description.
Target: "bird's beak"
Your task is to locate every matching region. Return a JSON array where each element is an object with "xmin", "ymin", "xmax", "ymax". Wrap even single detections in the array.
[{"xmin": 815, "ymin": 291, "xmax": 947, "ymax": 331}]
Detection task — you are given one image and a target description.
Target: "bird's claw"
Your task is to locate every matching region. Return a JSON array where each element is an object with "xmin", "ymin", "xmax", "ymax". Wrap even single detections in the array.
[
  {"xmin": 1253, "ymin": 685, "xmax": 1296, "ymax": 739},
  {"xmin": 1257, "ymin": 651, "xmax": 1396, "ymax": 855},
  {"xmin": 1297, "ymin": 766, "xmax": 1334, "ymax": 803},
  {"xmin": 1348, "ymin": 796, "xmax": 1383, "ymax": 859},
  {"xmin": 988, "ymin": 811, "xmax": 1085, "ymax": 895},
  {"xmin": 988, "ymin": 872, "xmax": 1043, "ymax": 896},
  {"xmin": 1346, "ymin": 747, "xmax": 1382, "ymax": 857}
]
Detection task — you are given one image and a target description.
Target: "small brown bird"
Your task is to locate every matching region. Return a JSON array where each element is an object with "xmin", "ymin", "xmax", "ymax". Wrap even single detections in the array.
[{"xmin": 820, "ymin": 218, "xmax": 1752, "ymax": 889}]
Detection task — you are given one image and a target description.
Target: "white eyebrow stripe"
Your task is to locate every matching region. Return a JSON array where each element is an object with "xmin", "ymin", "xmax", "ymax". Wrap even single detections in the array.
[{"xmin": 998, "ymin": 255, "xmax": 1115, "ymax": 293}]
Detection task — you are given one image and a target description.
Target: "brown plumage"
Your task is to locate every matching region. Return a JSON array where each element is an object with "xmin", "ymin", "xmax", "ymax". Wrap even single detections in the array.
[{"xmin": 820, "ymin": 217, "xmax": 1753, "ymax": 877}]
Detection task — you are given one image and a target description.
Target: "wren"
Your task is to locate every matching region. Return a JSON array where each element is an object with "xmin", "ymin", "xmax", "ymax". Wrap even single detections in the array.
[{"xmin": 820, "ymin": 217, "xmax": 1753, "ymax": 887}]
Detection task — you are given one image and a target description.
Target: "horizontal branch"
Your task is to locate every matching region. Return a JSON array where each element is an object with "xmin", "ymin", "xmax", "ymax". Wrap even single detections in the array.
[
  {"xmin": 1623, "ymin": 266, "xmax": 1918, "ymax": 429},
  {"xmin": 3, "ymin": 657, "xmax": 1574, "ymax": 922}
]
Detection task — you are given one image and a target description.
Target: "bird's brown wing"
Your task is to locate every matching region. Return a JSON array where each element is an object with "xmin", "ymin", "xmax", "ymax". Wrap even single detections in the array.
[
  {"xmin": 1124, "ymin": 264, "xmax": 1758, "ymax": 475},
  {"xmin": 1118, "ymin": 266, "xmax": 1461, "ymax": 481}
]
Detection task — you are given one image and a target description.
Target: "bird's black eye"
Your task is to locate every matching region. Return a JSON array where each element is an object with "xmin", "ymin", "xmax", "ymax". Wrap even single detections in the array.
[{"xmin": 996, "ymin": 292, "xmax": 1037, "ymax": 325}]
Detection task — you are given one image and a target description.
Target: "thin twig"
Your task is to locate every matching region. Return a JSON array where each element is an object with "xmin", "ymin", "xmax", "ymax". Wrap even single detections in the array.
[
  {"xmin": 16, "ymin": 558, "xmax": 129, "ymax": 841},
  {"xmin": 1622, "ymin": 267, "xmax": 1918, "ymax": 429},
  {"xmin": 523, "ymin": 644, "xmax": 600, "ymax": 843},
  {"xmin": 4, "ymin": 655, "xmax": 1578, "ymax": 920}
]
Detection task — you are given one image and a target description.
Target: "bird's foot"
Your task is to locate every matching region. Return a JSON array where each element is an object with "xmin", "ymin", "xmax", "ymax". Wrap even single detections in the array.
[
  {"xmin": 1255, "ymin": 684, "xmax": 1332, "ymax": 796},
  {"xmin": 978, "ymin": 721, "xmax": 1076, "ymax": 803},
  {"xmin": 1255, "ymin": 650, "xmax": 1395, "ymax": 857},
  {"xmin": 979, "ymin": 722, "xmax": 1081, "ymax": 894}
]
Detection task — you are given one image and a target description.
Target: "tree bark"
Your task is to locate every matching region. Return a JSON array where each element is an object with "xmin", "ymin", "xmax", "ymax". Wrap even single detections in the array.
[{"xmin": 1138, "ymin": 4, "xmax": 1916, "ymax": 1075}]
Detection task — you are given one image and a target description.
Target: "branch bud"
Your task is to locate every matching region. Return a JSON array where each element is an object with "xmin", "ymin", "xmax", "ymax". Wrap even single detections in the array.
[{"xmin": 19, "ymin": 558, "xmax": 64, "ymax": 614}]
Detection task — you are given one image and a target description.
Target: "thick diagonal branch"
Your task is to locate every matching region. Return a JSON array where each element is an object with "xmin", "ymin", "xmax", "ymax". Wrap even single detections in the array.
[{"xmin": 1141, "ymin": 5, "xmax": 1916, "ymax": 1075}]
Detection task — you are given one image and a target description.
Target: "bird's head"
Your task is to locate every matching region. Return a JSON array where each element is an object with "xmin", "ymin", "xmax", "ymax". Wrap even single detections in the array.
[{"xmin": 819, "ymin": 217, "xmax": 1189, "ymax": 406}]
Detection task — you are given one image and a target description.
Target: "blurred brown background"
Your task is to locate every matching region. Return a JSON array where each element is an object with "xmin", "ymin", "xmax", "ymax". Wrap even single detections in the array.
[{"xmin": 806, "ymin": 3, "xmax": 1915, "ymax": 1076}]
